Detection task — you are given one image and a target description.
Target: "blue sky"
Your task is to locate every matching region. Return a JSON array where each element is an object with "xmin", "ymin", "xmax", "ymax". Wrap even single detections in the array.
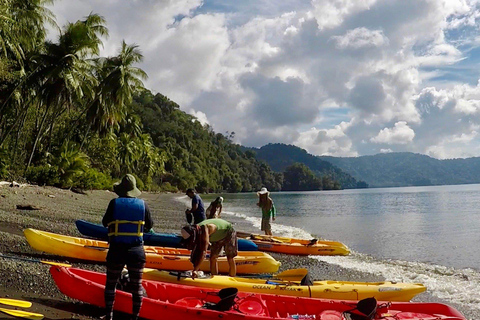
[{"xmin": 48, "ymin": 0, "xmax": 480, "ymax": 159}]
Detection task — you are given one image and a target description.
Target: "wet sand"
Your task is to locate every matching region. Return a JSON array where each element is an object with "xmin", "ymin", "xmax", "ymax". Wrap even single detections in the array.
[{"xmin": 0, "ymin": 184, "xmax": 474, "ymax": 319}]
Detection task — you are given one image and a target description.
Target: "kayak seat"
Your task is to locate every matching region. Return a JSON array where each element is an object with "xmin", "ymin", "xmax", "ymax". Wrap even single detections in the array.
[
  {"xmin": 343, "ymin": 297, "xmax": 377, "ymax": 320},
  {"xmin": 203, "ymin": 287, "xmax": 238, "ymax": 311}
]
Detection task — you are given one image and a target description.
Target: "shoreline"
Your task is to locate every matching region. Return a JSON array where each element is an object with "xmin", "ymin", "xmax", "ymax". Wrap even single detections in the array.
[{"xmin": 0, "ymin": 184, "xmax": 474, "ymax": 319}]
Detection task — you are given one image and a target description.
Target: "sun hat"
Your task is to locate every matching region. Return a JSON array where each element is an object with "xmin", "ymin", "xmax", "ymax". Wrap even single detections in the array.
[
  {"xmin": 113, "ymin": 174, "xmax": 141, "ymax": 197},
  {"xmin": 257, "ymin": 187, "xmax": 269, "ymax": 195}
]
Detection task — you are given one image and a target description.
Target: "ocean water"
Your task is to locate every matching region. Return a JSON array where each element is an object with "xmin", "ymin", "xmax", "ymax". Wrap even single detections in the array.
[{"xmin": 193, "ymin": 184, "xmax": 480, "ymax": 315}]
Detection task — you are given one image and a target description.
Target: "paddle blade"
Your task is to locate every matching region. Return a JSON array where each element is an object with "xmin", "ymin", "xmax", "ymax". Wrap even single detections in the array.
[
  {"xmin": 0, "ymin": 298, "xmax": 32, "ymax": 308},
  {"xmin": 274, "ymin": 268, "xmax": 309, "ymax": 281},
  {"xmin": 0, "ymin": 308, "xmax": 44, "ymax": 319}
]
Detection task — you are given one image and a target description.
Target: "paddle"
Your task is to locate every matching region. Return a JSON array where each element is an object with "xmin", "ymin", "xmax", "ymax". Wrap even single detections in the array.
[
  {"xmin": 0, "ymin": 253, "xmax": 72, "ymax": 267},
  {"xmin": 272, "ymin": 268, "xmax": 309, "ymax": 281},
  {"xmin": 240, "ymin": 268, "xmax": 309, "ymax": 282},
  {"xmin": 0, "ymin": 298, "xmax": 32, "ymax": 308},
  {"xmin": 0, "ymin": 307, "xmax": 44, "ymax": 319}
]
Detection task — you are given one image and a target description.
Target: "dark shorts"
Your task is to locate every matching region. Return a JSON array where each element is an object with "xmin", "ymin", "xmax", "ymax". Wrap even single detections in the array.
[
  {"xmin": 106, "ymin": 244, "xmax": 146, "ymax": 265},
  {"xmin": 210, "ymin": 229, "xmax": 238, "ymax": 259}
]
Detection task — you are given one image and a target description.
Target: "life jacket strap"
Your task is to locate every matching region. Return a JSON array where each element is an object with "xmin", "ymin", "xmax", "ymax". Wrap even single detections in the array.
[{"xmin": 107, "ymin": 220, "xmax": 145, "ymax": 236}]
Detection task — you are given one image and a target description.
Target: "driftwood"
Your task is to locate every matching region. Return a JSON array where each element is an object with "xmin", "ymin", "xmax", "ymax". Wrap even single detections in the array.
[{"xmin": 16, "ymin": 204, "xmax": 42, "ymax": 210}]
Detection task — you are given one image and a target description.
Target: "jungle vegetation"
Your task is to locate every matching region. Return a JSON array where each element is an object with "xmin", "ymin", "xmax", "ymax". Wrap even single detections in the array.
[{"xmin": 0, "ymin": 0, "xmax": 347, "ymax": 192}]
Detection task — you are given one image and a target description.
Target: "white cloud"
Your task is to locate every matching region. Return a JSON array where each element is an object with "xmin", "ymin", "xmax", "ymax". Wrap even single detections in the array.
[
  {"xmin": 371, "ymin": 121, "xmax": 415, "ymax": 144},
  {"xmin": 47, "ymin": 0, "xmax": 480, "ymax": 159},
  {"xmin": 332, "ymin": 27, "xmax": 389, "ymax": 49},
  {"xmin": 294, "ymin": 121, "xmax": 358, "ymax": 156}
]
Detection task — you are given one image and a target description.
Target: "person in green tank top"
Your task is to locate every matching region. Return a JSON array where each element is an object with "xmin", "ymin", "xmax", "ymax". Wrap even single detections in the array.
[{"xmin": 180, "ymin": 218, "xmax": 238, "ymax": 278}]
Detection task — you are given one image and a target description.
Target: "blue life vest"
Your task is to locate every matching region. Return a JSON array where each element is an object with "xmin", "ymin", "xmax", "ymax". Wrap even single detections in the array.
[{"xmin": 108, "ymin": 198, "xmax": 145, "ymax": 245}]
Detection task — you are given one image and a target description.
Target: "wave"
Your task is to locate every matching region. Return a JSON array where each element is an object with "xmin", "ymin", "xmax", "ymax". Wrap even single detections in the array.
[
  {"xmin": 224, "ymin": 207, "xmax": 480, "ymax": 312},
  {"xmin": 314, "ymin": 254, "xmax": 480, "ymax": 311}
]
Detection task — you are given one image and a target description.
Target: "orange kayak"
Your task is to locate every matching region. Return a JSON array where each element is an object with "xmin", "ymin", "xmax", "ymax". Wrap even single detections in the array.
[{"xmin": 237, "ymin": 232, "xmax": 350, "ymax": 255}]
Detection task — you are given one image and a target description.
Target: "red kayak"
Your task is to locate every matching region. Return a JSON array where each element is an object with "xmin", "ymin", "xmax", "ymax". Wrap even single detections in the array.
[{"xmin": 50, "ymin": 266, "xmax": 465, "ymax": 320}]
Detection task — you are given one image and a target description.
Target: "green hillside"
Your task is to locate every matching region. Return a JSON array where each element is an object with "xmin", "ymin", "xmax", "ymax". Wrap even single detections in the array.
[
  {"xmin": 320, "ymin": 152, "xmax": 480, "ymax": 188},
  {"xmin": 247, "ymin": 144, "xmax": 367, "ymax": 189}
]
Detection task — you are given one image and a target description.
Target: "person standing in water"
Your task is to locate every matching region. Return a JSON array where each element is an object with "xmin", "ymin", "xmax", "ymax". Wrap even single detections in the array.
[
  {"xmin": 206, "ymin": 196, "xmax": 223, "ymax": 219},
  {"xmin": 185, "ymin": 188, "xmax": 205, "ymax": 224},
  {"xmin": 257, "ymin": 187, "xmax": 275, "ymax": 236},
  {"xmin": 102, "ymin": 174, "xmax": 153, "ymax": 320}
]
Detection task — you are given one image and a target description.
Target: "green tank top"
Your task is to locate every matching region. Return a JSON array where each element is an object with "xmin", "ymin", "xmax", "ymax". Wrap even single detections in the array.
[{"xmin": 197, "ymin": 218, "xmax": 233, "ymax": 242}]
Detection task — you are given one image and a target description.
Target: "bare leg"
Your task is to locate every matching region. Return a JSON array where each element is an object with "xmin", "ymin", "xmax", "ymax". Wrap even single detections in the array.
[
  {"xmin": 227, "ymin": 256, "xmax": 236, "ymax": 277},
  {"xmin": 210, "ymin": 256, "xmax": 219, "ymax": 275}
]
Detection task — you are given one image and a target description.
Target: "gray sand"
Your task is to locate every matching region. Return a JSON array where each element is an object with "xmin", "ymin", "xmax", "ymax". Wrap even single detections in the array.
[{"xmin": 0, "ymin": 184, "xmax": 474, "ymax": 319}]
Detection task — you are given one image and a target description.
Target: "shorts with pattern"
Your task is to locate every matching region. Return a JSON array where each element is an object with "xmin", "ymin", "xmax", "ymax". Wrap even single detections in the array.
[
  {"xmin": 210, "ymin": 228, "xmax": 238, "ymax": 259},
  {"xmin": 261, "ymin": 218, "xmax": 271, "ymax": 231}
]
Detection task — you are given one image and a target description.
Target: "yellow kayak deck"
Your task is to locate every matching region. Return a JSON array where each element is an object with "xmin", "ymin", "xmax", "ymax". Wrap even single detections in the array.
[
  {"xmin": 142, "ymin": 268, "xmax": 426, "ymax": 302},
  {"xmin": 24, "ymin": 228, "xmax": 280, "ymax": 274},
  {"xmin": 237, "ymin": 232, "xmax": 350, "ymax": 256}
]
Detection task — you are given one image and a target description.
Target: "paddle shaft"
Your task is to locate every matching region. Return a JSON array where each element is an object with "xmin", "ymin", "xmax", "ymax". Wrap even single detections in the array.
[{"xmin": 0, "ymin": 253, "xmax": 71, "ymax": 267}]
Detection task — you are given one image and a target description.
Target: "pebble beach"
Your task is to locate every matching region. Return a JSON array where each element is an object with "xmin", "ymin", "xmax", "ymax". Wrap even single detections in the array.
[{"xmin": 0, "ymin": 184, "xmax": 474, "ymax": 319}]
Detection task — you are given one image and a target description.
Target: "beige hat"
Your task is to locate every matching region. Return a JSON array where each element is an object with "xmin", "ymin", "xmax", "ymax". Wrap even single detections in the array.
[
  {"xmin": 113, "ymin": 174, "xmax": 141, "ymax": 197},
  {"xmin": 257, "ymin": 187, "xmax": 269, "ymax": 195}
]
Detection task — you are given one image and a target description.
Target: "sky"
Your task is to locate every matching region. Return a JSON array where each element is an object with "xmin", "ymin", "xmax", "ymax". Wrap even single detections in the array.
[{"xmin": 47, "ymin": 0, "xmax": 480, "ymax": 159}]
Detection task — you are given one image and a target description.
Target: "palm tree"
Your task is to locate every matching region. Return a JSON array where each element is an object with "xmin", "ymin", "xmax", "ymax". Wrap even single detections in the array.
[
  {"xmin": 0, "ymin": 0, "xmax": 56, "ymax": 144},
  {"xmin": 84, "ymin": 41, "xmax": 147, "ymax": 138},
  {"xmin": 50, "ymin": 141, "xmax": 90, "ymax": 188},
  {"xmin": 0, "ymin": 0, "xmax": 56, "ymax": 65},
  {"xmin": 23, "ymin": 13, "xmax": 108, "ymax": 172}
]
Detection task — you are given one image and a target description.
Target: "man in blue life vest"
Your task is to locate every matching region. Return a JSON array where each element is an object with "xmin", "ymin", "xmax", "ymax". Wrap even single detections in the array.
[
  {"xmin": 102, "ymin": 174, "xmax": 153, "ymax": 320},
  {"xmin": 185, "ymin": 188, "xmax": 205, "ymax": 224}
]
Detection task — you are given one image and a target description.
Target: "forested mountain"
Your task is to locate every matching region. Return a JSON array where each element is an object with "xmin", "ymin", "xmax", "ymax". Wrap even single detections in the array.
[
  {"xmin": 131, "ymin": 91, "xmax": 283, "ymax": 192},
  {"xmin": 247, "ymin": 144, "xmax": 368, "ymax": 189},
  {"xmin": 320, "ymin": 152, "xmax": 480, "ymax": 188}
]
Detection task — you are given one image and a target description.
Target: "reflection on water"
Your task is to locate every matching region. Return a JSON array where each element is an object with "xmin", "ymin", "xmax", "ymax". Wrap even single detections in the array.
[{"xmin": 205, "ymin": 184, "xmax": 480, "ymax": 270}]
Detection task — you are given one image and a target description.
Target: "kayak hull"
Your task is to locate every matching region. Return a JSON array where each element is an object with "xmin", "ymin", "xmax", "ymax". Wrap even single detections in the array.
[
  {"xmin": 237, "ymin": 232, "xmax": 350, "ymax": 256},
  {"xmin": 24, "ymin": 228, "xmax": 280, "ymax": 274},
  {"xmin": 76, "ymin": 219, "xmax": 258, "ymax": 251},
  {"xmin": 142, "ymin": 268, "xmax": 426, "ymax": 302},
  {"xmin": 50, "ymin": 266, "xmax": 464, "ymax": 320}
]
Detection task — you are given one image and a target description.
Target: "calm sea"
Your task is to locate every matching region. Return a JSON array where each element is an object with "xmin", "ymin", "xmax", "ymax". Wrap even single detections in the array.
[{"xmin": 191, "ymin": 184, "xmax": 480, "ymax": 314}]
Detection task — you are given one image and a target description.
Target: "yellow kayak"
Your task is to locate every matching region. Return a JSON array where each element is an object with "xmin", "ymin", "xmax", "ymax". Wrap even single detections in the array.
[
  {"xmin": 142, "ymin": 268, "xmax": 426, "ymax": 302},
  {"xmin": 237, "ymin": 232, "xmax": 350, "ymax": 256},
  {"xmin": 23, "ymin": 228, "xmax": 280, "ymax": 274}
]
